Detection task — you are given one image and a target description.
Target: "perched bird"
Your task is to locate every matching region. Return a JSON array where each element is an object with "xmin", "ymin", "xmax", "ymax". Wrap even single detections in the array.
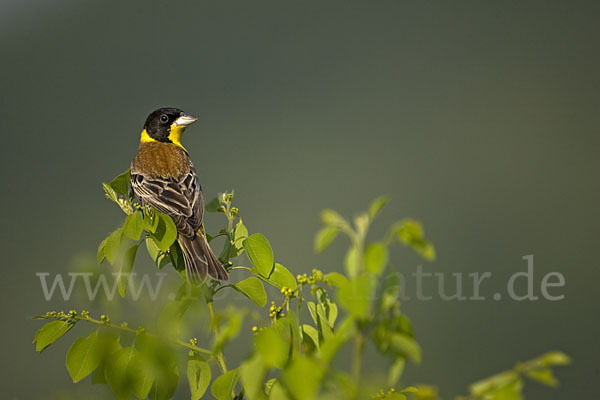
[{"xmin": 130, "ymin": 107, "xmax": 228, "ymax": 283}]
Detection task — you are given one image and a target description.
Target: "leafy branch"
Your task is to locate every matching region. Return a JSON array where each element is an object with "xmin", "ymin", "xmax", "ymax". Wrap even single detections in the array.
[{"xmin": 31, "ymin": 170, "xmax": 570, "ymax": 400}]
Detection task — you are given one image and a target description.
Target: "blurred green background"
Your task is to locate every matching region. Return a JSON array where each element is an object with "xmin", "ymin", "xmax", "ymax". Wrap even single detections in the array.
[{"xmin": 1, "ymin": 0, "xmax": 598, "ymax": 398}]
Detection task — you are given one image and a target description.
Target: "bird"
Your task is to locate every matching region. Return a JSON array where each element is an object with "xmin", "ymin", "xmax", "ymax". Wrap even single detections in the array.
[{"xmin": 130, "ymin": 107, "xmax": 228, "ymax": 283}]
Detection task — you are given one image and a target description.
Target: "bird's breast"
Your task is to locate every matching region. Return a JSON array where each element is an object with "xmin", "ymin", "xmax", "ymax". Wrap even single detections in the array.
[{"xmin": 131, "ymin": 142, "xmax": 191, "ymax": 178}]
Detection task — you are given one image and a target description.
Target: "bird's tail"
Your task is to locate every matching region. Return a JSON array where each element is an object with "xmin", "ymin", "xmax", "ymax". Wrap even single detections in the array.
[{"xmin": 178, "ymin": 235, "xmax": 228, "ymax": 284}]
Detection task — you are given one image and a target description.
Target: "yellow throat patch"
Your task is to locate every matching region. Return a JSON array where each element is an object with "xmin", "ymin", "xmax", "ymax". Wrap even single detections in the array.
[
  {"xmin": 167, "ymin": 125, "xmax": 186, "ymax": 149},
  {"xmin": 140, "ymin": 127, "xmax": 187, "ymax": 150}
]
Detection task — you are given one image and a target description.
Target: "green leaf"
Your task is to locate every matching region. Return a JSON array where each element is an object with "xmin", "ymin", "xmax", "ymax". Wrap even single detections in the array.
[
  {"xmin": 105, "ymin": 346, "xmax": 138, "ymax": 399},
  {"xmin": 240, "ymin": 355, "xmax": 267, "ymax": 400},
  {"xmin": 353, "ymin": 213, "xmax": 370, "ymax": 237},
  {"xmin": 400, "ymin": 386, "xmax": 418, "ymax": 393},
  {"xmin": 109, "ymin": 169, "xmax": 131, "ymax": 196},
  {"xmin": 470, "ymin": 371, "xmax": 519, "ymax": 396},
  {"xmin": 364, "ymin": 242, "xmax": 389, "ymax": 275},
  {"xmin": 102, "ymin": 182, "xmax": 118, "ymax": 203},
  {"xmin": 368, "ymin": 195, "xmax": 389, "ymax": 219},
  {"xmin": 319, "ymin": 317, "xmax": 355, "ymax": 364},
  {"xmin": 151, "ymin": 213, "xmax": 178, "ymax": 252},
  {"xmin": 117, "ymin": 244, "xmax": 139, "ymax": 298},
  {"xmin": 380, "ymin": 272, "xmax": 402, "ymax": 311},
  {"xmin": 320, "ymin": 209, "xmax": 349, "ymax": 230},
  {"xmin": 188, "ymin": 354, "xmax": 211, "ymax": 400},
  {"xmin": 145, "ymin": 237, "xmax": 170, "ymax": 269},
  {"xmin": 129, "ymin": 351, "xmax": 156, "ymax": 399},
  {"xmin": 91, "ymin": 333, "xmax": 122, "ymax": 385},
  {"xmin": 314, "ymin": 226, "xmax": 339, "ymax": 253},
  {"xmin": 268, "ymin": 381, "xmax": 292, "ymax": 400},
  {"xmin": 389, "ymin": 333, "xmax": 422, "ymax": 364},
  {"xmin": 243, "ymin": 233, "xmax": 274, "ymax": 277},
  {"xmin": 169, "ymin": 242, "xmax": 185, "ymax": 271},
  {"xmin": 276, "ymin": 310, "xmax": 300, "ymax": 350},
  {"xmin": 338, "ymin": 275, "xmax": 374, "ymax": 319},
  {"xmin": 214, "ymin": 312, "xmax": 243, "ymax": 351},
  {"xmin": 525, "ymin": 368, "xmax": 559, "ymax": 387},
  {"xmin": 393, "ymin": 219, "xmax": 436, "ymax": 261},
  {"xmin": 123, "ymin": 212, "xmax": 144, "ymax": 240},
  {"xmin": 388, "ymin": 358, "xmax": 406, "ymax": 386},
  {"xmin": 489, "ymin": 379, "xmax": 524, "ymax": 400},
  {"xmin": 344, "ymin": 246, "xmax": 362, "ymax": 277},
  {"xmin": 33, "ymin": 320, "xmax": 74, "ymax": 353},
  {"xmin": 302, "ymin": 324, "xmax": 320, "ymax": 350},
  {"xmin": 104, "ymin": 228, "xmax": 124, "ymax": 265},
  {"xmin": 253, "ymin": 263, "xmax": 297, "ymax": 290},
  {"xmin": 143, "ymin": 208, "xmax": 160, "ymax": 233},
  {"xmin": 383, "ymin": 393, "xmax": 407, "ymax": 400},
  {"xmin": 325, "ymin": 272, "xmax": 348, "ymax": 288},
  {"xmin": 220, "ymin": 219, "xmax": 248, "ymax": 260},
  {"xmin": 255, "ymin": 327, "xmax": 288, "ymax": 368},
  {"xmin": 539, "ymin": 351, "xmax": 571, "ymax": 366},
  {"xmin": 66, "ymin": 331, "xmax": 104, "ymax": 383},
  {"xmin": 281, "ymin": 356, "xmax": 325, "ymax": 400},
  {"xmin": 205, "ymin": 197, "xmax": 221, "ymax": 212},
  {"xmin": 234, "ymin": 277, "xmax": 267, "ymax": 307},
  {"xmin": 323, "ymin": 299, "xmax": 338, "ymax": 328},
  {"xmin": 149, "ymin": 362, "xmax": 179, "ymax": 400},
  {"xmin": 211, "ymin": 369, "xmax": 240, "ymax": 400},
  {"xmin": 97, "ymin": 237, "xmax": 107, "ymax": 264},
  {"xmin": 233, "ymin": 219, "xmax": 249, "ymax": 252},
  {"xmin": 306, "ymin": 302, "xmax": 334, "ymax": 340},
  {"xmin": 136, "ymin": 335, "xmax": 179, "ymax": 400}
]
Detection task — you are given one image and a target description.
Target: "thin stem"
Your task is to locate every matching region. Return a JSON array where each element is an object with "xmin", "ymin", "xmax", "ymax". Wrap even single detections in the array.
[
  {"xmin": 208, "ymin": 301, "xmax": 229, "ymax": 373},
  {"xmin": 352, "ymin": 328, "xmax": 365, "ymax": 382},
  {"xmin": 214, "ymin": 284, "xmax": 235, "ymax": 295},
  {"xmin": 44, "ymin": 315, "xmax": 213, "ymax": 357},
  {"xmin": 174, "ymin": 339, "xmax": 213, "ymax": 357}
]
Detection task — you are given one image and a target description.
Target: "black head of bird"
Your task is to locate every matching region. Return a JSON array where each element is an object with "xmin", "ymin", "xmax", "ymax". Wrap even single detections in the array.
[{"xmin": 142, "ymin": 107, "xmax": 198, "ymax": 144}]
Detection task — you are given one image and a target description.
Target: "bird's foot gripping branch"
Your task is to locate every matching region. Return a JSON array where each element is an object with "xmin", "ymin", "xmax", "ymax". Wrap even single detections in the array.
[{"xmin": 32, "ymin": 170, "xmax": 570, "ymax": 400}]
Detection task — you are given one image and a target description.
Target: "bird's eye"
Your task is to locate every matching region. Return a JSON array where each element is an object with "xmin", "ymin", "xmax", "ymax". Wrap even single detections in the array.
[{"xmin": 160, "ymin": 114, "xmax": 169, "ymax": 123}]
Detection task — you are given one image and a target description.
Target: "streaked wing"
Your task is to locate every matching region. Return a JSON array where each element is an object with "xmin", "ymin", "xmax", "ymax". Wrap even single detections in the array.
[{"xmin": 131, "ymin": 166, "xmax": 204, "ymax": 238}]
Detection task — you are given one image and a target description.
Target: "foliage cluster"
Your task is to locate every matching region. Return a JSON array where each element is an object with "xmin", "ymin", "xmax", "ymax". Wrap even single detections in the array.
[{"xmin": 33, "ymin": 170, "xmax": 570, "ymax": 399}]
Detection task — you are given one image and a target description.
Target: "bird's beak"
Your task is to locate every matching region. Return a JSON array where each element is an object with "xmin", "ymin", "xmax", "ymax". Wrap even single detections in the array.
[{"xmin": 173, "ymin": 114, "xmax": 198, "ymax": 127}]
